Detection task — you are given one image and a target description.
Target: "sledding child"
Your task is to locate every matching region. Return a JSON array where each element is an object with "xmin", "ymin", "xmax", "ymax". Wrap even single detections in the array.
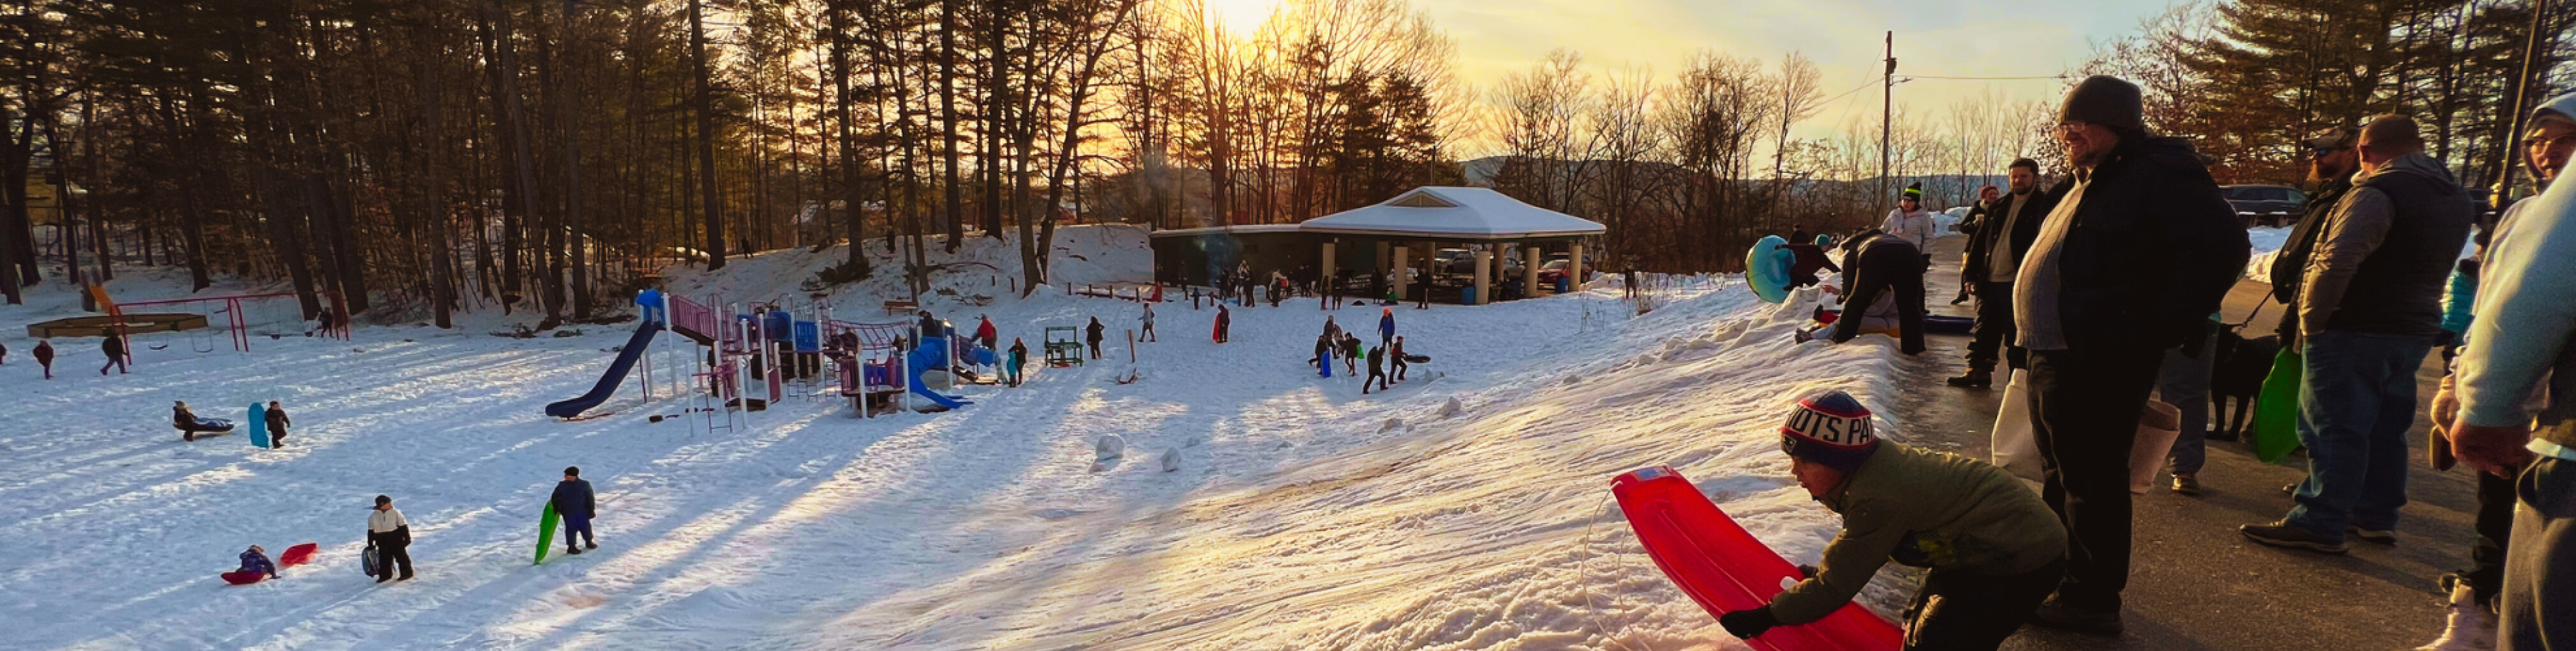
[
  {"xmin": 264, "ymin": 401, "xmax": 291, "ymax": 448},
  {"xmin": 368, "ymin": 495, "xmax": 414, "ymax": 583},
  {"xmin": 1312, "ymin": 334, "xmax": 1333, "ymax": 369},
  {"xmin": 974, "ymin": 315, "xmax": 998, "ymax": 351},
  {"xmin": 552, "ymin": 467, "xmax": 598, "ymax": 555},
  {"xmin": 1006, "ymin": 338, "xmax": 1028, "ymax": 387},
  {"xmin": 32, "ymin": 338, "xmax": 52, "ymax": 379},
  {"xmin": 239, "ymin": 545, "xmax": 279, "ymax": 580},
  {"xmin": 1719, "ymin": 391, "xmax": 2066, "ymax": 650},
  {"xmin": 1362, "ymin": 343, "xmax": 1390, "ymax": 394},
  {"xmin": 1378, "ymin": 307, "xmax": 1396, "ymax": 347},
  {"xmin": 1213, "ymin": 305, "xmax": 1230, "ymax": 343},
  {"xmin": 1390, "ymin": 336, "xmax": 1410, "ymax": 382}
]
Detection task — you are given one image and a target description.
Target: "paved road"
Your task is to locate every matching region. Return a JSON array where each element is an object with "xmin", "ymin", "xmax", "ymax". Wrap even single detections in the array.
[{"xmin": 1887, "ymin": 234, "xmax": 2471, "ymax": 650}]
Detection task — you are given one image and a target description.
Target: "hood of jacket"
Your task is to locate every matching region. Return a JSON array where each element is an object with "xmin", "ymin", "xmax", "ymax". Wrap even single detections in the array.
[
  {"xmin": 2536, "ymin": 91, "xmax": 2576, "ymax": 129},
  {"xmin": 2361, "ymin": 151, "xmax": 2460, "ymax": 194}
]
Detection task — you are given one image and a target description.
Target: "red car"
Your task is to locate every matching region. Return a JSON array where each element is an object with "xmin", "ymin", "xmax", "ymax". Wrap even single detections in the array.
[{"xmin": 1535, "ymin": 258, "xmax": 1574, "ymax": 287}]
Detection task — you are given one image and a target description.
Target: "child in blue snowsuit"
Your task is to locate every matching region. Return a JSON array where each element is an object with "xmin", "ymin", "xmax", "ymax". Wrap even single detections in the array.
[
  {"xmin": 239, "ymin": 546, "xmax": 278, "ymax": 579},
  {"xmin": 552, "ymin": 467, "xmax": 599, "ymax": 555}
]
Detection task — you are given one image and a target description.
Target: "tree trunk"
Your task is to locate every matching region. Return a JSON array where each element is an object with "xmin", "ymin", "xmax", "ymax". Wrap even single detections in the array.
[
  {"xmin": 938, "ymin": 0, "xmax": 964, "ymax": 254},
  {"xmin": 259, "ymin": 169, "xmax": 324, "ymax": 317},
  {"xmin": 689, "ymin": 0, "xmax": 727, "ymax": 270},
  {"xmin": 828, "ymin": 0, "xmax": 869, "ymax": 277}
]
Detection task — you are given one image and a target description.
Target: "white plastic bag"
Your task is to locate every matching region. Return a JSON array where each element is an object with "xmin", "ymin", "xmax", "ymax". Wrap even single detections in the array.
[{"xmin": 1990, "ymin": 370, "xmax": 2042, "ymax": 481}]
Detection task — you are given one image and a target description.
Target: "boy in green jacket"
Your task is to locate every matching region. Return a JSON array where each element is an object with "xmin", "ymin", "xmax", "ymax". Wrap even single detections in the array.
[{"xmin": 1721, "ymin": 391, "xmax": 2069, "ymax": 650}]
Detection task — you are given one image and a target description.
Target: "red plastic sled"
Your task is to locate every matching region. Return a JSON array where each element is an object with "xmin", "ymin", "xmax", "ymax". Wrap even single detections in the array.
[
  {"xmin": 279, "ymin": 542, "xmax": 318, "ymax": 567},
  {"xmin": 220, "ymin": 570, "xmax": 266, "ymax": 585},
  {"xmin": 1612, "ymin": 465, "xmax": 1903, "ymax": 651}
]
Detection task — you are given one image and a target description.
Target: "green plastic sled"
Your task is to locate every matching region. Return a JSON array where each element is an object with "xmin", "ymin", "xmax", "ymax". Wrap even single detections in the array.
[{"xmin": 535, "ymin": 502, "xmax": 560, "ymax": 565}]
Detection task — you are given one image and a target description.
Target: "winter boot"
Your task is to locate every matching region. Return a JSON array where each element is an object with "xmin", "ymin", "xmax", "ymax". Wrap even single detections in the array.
[
  {"xmin": 1946, "ymin": 369, "xmax": 1993, "ymax": 388},
  {"xmin": 2411, "ymin": 581, "xmax": 2496, "ymax": 650}
]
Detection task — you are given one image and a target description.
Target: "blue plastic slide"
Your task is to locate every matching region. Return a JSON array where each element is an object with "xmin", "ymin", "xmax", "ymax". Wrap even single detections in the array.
[
  {"xmin": 545, "ymin": 320, "xmax": 665, "ymax": 418},
  {"xmin": 907, "ymin": 336, "xmax": 972, "ymax": 410}
]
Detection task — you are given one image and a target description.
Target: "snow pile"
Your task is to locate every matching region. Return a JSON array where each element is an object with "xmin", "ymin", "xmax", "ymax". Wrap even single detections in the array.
[
  {"xmin": 0, "ymin": 233, "xmax": 1912, "ymax": 651},
  {"xmin": 2243, "ymin": 226, "xmax": 2293, "ymax": 282}
]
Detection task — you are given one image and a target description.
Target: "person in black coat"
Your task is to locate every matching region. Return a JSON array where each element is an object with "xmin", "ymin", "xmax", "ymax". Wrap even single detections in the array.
[
  {"xmin": 100, "ymin": 334, "xmax": 128, "ymax": 375},
  {"xmin": 1085, "ymin": 317, "xmax": 1106, "ymax": 359},
  {"xmin": 1827, "ymin": 230, "xmax": 1927, "ymax": 355},
  {"xmin": 1949, "ymin": 157, "xmax": 2061, "ymax": 387},
  {"xmin": 1361, "ymin": 343, "xmax": 1390, "ymax": 394},
  {"xmin": 32, "ymin": 338, "xmax": 53, "ymax": 379},
  {"xmin": 2016, "ymin": 77, "xmax": 2247, "ymax": 634},
  {"xmin": 551, "ymin": 467, "xmax": 599, "ymax": 555},
  {"xmin": 264, "ymin": 401, "xmax": 291, "ymax": 448}
]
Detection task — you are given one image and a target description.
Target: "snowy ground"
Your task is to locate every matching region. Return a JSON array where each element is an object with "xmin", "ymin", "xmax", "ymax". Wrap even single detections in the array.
[{"xmin": 1, "ymin": 227, "xmax": 1916, "ymax": 651}]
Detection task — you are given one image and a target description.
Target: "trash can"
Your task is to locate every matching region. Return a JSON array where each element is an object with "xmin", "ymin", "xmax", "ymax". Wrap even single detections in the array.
[{"xmin": 1461, "ymin": 286, "xmax": 1477, "ymax": 305}]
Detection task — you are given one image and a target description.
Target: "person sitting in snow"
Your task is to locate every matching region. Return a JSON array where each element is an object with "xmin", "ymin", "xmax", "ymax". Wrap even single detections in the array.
[
  {"xmin": 239, "ymin": 545, "xmax": 279, "ymax": 580},
  {"xmin": 1718, "ymin": 391, "xmax": 2066, "ymax": 650}
]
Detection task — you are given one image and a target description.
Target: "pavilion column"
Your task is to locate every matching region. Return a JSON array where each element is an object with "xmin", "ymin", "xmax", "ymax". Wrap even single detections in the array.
[
  {"xmin": 1525, "ymin": 245, "xmax": 1541, "ymax": 296},
  {"xmin": 1391, "ymin": 245, "xmax": 1409, "ymax": 300},
  {"xmin": 1571, "ymin": 241, "xmax": 1586, "ymax": 291},
  {"xmin": 1321, "ymin": 240, "xmax": 1337, "ymax": 303},
  {"xmin": 1472, "ymin": 249, "xmax": 1491, "ymax": 306}
]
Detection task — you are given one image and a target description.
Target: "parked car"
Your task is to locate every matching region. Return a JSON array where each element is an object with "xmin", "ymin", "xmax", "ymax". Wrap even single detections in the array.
[
  {"xmin": 1433, "ymin": 248, "xmax": 1475, "ymax": 277},
  {"xmin": 1535, "ymin": 258, "xmax": 1574, "ymax": 288},
  {"xmin": 2222, "ymin": 184, "xmax": 2306, "ymax": 227}
]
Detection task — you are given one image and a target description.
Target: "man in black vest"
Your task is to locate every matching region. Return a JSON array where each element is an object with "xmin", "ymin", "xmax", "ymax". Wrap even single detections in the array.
[
  {"xmin": 2241, "ymin": 115, "xmax": 2473, "ymax": 555},
  {"xmin": 1949, "ymin": 158, "xmax": 2057, "ymax": 388},
  {"xmin": 2268, "ymin": 126, "xmax": 2361, "ymax": 345}
]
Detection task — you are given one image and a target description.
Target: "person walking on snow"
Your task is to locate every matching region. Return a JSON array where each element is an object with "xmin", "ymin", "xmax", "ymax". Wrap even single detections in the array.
[
  {"xmin": 367, "ymin": 495, "xmax": 414, "ymax": 583},
  {"xmin": 1312, "ymin": 334, "xmax": 1334, "ymax": 370},
  {"xmin": 2417, "ymin": 90, "xmax": 2576, "ymax": 651},
  {"xmin": 32, "ymin": 338, "xmax": 52, "ymax": 379},
  {"xmin": 1006, "ymin": 338, "xmax": 1029, "ymax": 387},
  {"xmin": 552, "ymin": 467, "xmax": 599, "ymax": 555},
  {"xmin": 1718, "ymin": 391, "xmax": 2066, "ymax": 651},
  {"xmin": 100, "ymin": 332, "xmax": 127, "ymax": 375},
  {"xmin": 1377, "ymin": 307, "xmax": 1396, "ymax": 348},
  {"xmin": 1085, "ymin": 317, "xmax": 1106, "ymax": 359},
  {"xmin": 264, "ymin": 401, "xmax": 291, "ymax": 448},
  {"xmin": 1340, "ymin": 334, "xmax": 1363, "ymax": 377},
  {"xmin": 1882, "ymin": 182, "xmax": 1938, "ymax": 258},
  {"xmin": 2013, "ymin": 76, "xmax": 2246, "ymax": 635},
  {"xmin": 1361, "ymin": 342, "xmax": 1390, "ymax": 394},
  {"xmin": 1213, "ymin": 305, "xmax": 1230, "ymax": 343},
  {"xmin": 1141, "ymin": 304, "xmax": 1158, "ymax": 342},
  {"xmin": 238, "ymin": 545, "xmax": 279, "ymax": 580},
  {"xmin": 2239, "ymin": 115, "xmax": 2474, "ymax": 556},
  {"xmin": 1390, "ymin": 336, "xmax": 1411, "ymax": 382}
]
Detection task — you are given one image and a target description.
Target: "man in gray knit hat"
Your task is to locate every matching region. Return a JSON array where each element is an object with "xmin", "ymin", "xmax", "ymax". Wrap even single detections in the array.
[{"xmin": 2012, "ymin": 75, "xmax": 2247, "ymax": 635}]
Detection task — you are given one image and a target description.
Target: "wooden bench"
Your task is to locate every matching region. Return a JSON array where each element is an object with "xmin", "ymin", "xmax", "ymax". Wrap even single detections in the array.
[{"xmin": 883, "ymin": 299, "xmax": 919, "ymax": 315}]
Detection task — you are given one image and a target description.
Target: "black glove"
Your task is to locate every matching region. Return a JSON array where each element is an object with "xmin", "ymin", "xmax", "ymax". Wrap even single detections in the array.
[
  {"xmin": 1796, "ymin": 564, "xmax": 1819, "ymax": 579},
  {"xmin": 1720, "ymin": 607, "xmax": 1779, "ymax": 640}
]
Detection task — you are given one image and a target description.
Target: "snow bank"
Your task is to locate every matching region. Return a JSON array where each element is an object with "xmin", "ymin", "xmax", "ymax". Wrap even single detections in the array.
[{"xmin": 0, "ymin": 234, "xmax": 1912, "ymax": 651}]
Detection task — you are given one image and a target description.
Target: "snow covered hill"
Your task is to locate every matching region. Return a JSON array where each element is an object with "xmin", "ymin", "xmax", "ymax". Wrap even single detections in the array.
[{"xmin": 0, "ymin": 228, "xmax": 1915, "ymax": 651}]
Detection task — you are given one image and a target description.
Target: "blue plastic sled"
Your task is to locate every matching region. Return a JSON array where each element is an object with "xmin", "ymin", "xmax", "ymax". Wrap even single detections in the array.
[{"xmin": 247, "ymin": 404, "xmax": 270, "ymax": 448}]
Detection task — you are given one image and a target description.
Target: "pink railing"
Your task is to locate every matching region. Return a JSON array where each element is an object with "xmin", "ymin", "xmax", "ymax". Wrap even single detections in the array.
[{"xmin": 668, "ymin": 294, "xmax": 717, "ymax": 342}]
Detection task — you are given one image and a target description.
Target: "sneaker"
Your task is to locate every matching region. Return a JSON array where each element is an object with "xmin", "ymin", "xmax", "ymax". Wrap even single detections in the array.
[
  {"xmin": 2029, "ymin": 597, "xmax": 2122, "ymax": 635},
  {"xmin": 2240, "ymin": 521, "xmax": 2349, "ymax": 555},
  {"xmin": 586, "ymin": 542, "xmax": 597, "ymax": 550},
  {"xmin": 2350, "ymin": 526, "xmax": 2397, "ymax": 546},
  {"xmin": 2171, "ymin": 473, "xmax": 2202, "ymax": 496},
  {"xmin": 1946, "ymin": 370, "xmax": 1992, "ymax": 389},
  {"xmin": 2413, "ymin": 581, "xmax": 2498, "ymax": 650},
  {"xmin": 567, "ymin": 547, "xmax": 583, "ymax": 555}
]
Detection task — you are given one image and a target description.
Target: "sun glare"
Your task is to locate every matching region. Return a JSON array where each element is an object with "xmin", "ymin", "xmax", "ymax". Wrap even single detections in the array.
[{"xmin": 1201, "ymin": 0, "xmax": 1283, "ymax": 35}]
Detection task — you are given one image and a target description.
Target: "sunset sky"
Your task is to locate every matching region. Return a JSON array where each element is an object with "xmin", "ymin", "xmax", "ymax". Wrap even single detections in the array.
[{"xmin": 1207, "ymin": 0, "xmax": 2183, "ymax": 154}]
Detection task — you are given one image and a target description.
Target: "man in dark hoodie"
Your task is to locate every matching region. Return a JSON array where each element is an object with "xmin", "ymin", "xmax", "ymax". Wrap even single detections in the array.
[
  {"xmin": 2013, "ymin": 76, "xmax": 2247, "ymax": 634},
  {"xmin": 1827, "ymin": 229, "xmax": 1927, "ymax": 355},
  {"xmin": 552, "ymin": 467, "xmax": 599, "ymax": 555},
  {"xmin": 2269, "ymin": 125, "xmax": 2364, "ymax": 346},
  {"xmin": 2241, "ymin": 115, "xmax": 2473, "ymax": 555}
]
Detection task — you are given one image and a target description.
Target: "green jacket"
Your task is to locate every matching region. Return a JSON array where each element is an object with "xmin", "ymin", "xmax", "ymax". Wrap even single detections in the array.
[{"xmin": 1767, "ymin": 442, "xmax": 2066, "ymax": 625}]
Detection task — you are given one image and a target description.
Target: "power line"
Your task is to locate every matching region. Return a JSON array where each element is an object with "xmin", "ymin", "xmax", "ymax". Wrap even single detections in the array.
[{"xmin": 1902, "ymin": 75, "xmax": 2072, "ymax": 81}]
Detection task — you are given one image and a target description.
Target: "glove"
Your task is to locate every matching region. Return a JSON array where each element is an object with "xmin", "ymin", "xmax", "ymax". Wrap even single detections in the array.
[
  {"xmin": 1796, "ymin": 564, "xmax": 1819, "ymax": 578},
  {"xmin": 1719, "ymin": 607, "xmax": 1779, "ymax": 640}
]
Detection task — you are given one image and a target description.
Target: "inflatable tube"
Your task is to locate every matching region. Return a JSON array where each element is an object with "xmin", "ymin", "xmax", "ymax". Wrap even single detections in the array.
[
  {"xmin": 1746, "ymin": 235, "xmax": 1796, "ymax": 304},
  {"xmin": 1613, "ymin": 465, "xmax": 1903, "ymax": 651},
  {"xmin": 2251, "ymin": 349, "xmax": 2303, "ymax": 462}
]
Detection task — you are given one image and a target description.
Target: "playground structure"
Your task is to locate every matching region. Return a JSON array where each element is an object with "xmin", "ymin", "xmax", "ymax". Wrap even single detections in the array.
[{"xmin": 550, "ymin": 288, "xmax": 980, "ymax": 426}]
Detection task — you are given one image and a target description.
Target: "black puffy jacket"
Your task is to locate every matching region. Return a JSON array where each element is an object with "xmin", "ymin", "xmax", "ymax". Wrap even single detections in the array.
[{"xmin": 2025, "ymin": 136, "xmax": 2248, "ymax": 352}]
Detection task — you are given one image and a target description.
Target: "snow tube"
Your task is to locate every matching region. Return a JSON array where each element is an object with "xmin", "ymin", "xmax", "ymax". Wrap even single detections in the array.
[
  {"xmin": 363, "ymin": 546, "xmax": 381, "ymax": 578},
  {"xmin": 1814, "ymin": 234, "xmax": 1836, "ymax": 248},
  {"xmin": 2250, "ymin": 349, "xmax": 2303, "ymax": 462},
  {"xmin": 184, "ymin": 418, "xmax": 235, "ymax": 433},
  {"xmin": 1923, "ymin": 315, "xmax": 1973, "ymax": 335},
  {"xmin": 1403, "ymin": 354, "xmax": 1430, "ymax": 363},
  {"xmin": 1746, "ymin": 235, "xmax": 1796, "ymax": 304},
  {"xmin": 1613, "ymin": 466, "xmax": 1903, "ymax": 651},
  {"xmin": 220, "ymin": 570, "xmax": 266, "ymax": 585}
]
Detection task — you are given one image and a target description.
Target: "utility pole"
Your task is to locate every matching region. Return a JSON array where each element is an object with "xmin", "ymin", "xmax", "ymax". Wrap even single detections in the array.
[
  {"xmin": 2495, "ymin": 0, "xmax": 2552, "ymax": 208},
  {"xmin": 1880, "ymin": 31, "xmax": 1896, "ymax": 217}
]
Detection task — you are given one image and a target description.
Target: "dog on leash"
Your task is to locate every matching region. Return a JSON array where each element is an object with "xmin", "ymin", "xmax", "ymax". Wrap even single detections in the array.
[{"xmin": 2208, "ymin": 328, "xmax": 2280, "ymax": 441}]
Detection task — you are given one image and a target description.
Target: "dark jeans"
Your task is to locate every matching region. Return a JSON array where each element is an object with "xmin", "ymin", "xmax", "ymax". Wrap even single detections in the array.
[
  {"xmin": 1363, "ymin": 368, "xmax": 1388, "ymax": 393},
  {"xmin": 2158, "ymin": 330, "xmax": 2217, "ymax": 475},
  {"xmin": 1831, "ymin": 245, "xmax": 1927, "ymax": 355},
  {"xmin": 2027, "ymin": 347, "xmax": 2163, "ymax": 612},
  {"xmin": 1965, "ymin": 281, "xmax": 2016, "ymax": 372},
  {"xmin": 1905, "ymin": 558, "xmax": 2066, "ymax": 651},
  {"xmin": 2284, "ymin": 331, "xmax": 2432, "ymax": 540},
  {"xmin": 1392, "ymin": 357, "xmax": 1409, "ymax": 381},
  {"xmin": 2503, "ymin": 456, "xmax": 2576, "ymax": 650},
  {"xmin": 563, "ymin": 513, "xmax": 596, "ymax": 550},
  {"xmin": 101, "ymin": 356, "xmax": 127, "ymax": 374},
  {"xmin": 369, "ymin": 532, "xmax": 414, "ymax": 580},
  {"xmin": 2468, "ymin": 464, "xmax": 2521, "ymax": 605}
]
